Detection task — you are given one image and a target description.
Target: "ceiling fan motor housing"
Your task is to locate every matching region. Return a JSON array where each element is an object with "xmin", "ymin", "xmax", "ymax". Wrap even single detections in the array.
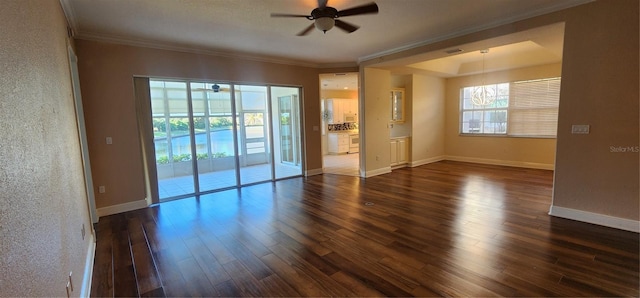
[
  {"xmin": 311, "ymin": 7, "xmax": 338, "ymax": 33},
  {"xmin": 309, "ymin": 7, "xmax": 338, "ymax": 20}
]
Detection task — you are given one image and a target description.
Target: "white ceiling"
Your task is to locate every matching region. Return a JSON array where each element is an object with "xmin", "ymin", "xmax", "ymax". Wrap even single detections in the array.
[
  {"xmin": 61, "ymin": 1, "xmax": 585, "ymax": 91},
  {"xmin": 62, "ymin": 0, "xmax": 588, "ymax": 68}
]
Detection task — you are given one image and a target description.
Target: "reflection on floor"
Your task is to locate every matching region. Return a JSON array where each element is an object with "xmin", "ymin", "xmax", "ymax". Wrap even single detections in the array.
[
  {"xmin": 158, "ymin": 163, "xmax": 302, "ymax": 199},
  {"xmin": 323, "ymin": 153, "xmax": 359, "ymax": 176}
]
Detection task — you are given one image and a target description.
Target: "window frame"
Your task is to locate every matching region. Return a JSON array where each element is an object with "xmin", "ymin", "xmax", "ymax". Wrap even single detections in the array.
[
  {"xmin": 459, "ymin": 83, "xmax": 510, "ymax": 136},
  {"xmin": 459, "ymin": 78, "xmax": 560, "ymax": 139}
]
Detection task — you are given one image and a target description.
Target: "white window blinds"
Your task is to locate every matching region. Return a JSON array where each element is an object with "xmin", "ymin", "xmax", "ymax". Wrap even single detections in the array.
[{"xmin": 509, "ymin": 78, "xmax": 561, "ymax": 137}]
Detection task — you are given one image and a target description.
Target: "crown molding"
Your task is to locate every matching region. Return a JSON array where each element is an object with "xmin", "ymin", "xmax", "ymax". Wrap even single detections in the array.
[
  {"xmin": 75, "ymin": 33, "xmax": 321, "ymax": 68},
  {"xmin": 358, "ymin": 0, "xmax": 594, "ymax": 65},
  {"xmin": 74, "ymin": 32, "xmax": 336, "ymax": 69},
  {"xmin": 59, "ymin": 0, "xmax": 77, "ymax": 34},
  {"xmin": 75, "ymin": 32, "xmax": 362, "ymax": 69},
  {"xmin": 318, "ymin": 62, "xmax": 359, "ymax": 69}
]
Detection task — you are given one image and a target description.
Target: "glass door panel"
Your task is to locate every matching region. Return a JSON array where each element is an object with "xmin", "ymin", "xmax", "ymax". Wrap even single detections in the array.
[
  {"xmin": 236, "ymin": 85, "xmax": 272, "ymax": 185},
  {"xmin": 148, "ymin": 80, "xmax": 303, "ymax": 201},
  {"xmin": 271, "ymin": 87, "xmax": 303, "ymax": 179},
  {"xmin": 190, "ymin": 82, "xmax": 238, "ymax": 191},
  {"xmin": 150, "ymin": 81, "xmax": 195, "ymax": 199}
]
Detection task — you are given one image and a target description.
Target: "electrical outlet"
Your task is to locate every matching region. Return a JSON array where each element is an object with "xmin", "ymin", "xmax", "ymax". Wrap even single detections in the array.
[
  {"xmin": 98, "ymin": 186, "xmax": 106, "ymax": 194},
  {"xmin": 571, "ymin": 124, "xmax": 590, "ymax": 134}
]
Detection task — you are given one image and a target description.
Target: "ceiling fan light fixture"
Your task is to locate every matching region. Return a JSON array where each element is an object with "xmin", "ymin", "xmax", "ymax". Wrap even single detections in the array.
[
  {"xmin": 271, "ymin": 1, "xmax": 378, "ymax": 36},
  {"xmin": 314, "ymin": 17, "xmax": 335, "ymax": 33}
]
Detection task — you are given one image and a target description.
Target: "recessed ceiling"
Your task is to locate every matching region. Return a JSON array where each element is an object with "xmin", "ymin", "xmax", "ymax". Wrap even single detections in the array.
[
  {"xmin": 61, "ymin": 0, "xmax": 589, "ymax": 66},
  {"xmin": 320, "ymin": 73, "xmax": 359, "ymax": 91},
  {"xmin": 401, "ymin": 22, "xmax": 565, "ymax": 77},
  {"xmin": 319, "ymin": 22, "xmax": 565, "ymax": 89}
]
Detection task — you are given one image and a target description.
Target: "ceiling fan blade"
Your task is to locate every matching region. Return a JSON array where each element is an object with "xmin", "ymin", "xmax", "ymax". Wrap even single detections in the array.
[
  {"xmin": 271, "ymin": 13, "xmax": 310, "ymax": 18},
  {"xmin": 297, "ymin": 23, "xmax": 316, "ymax": 36},
  {"xmin": 336, "ymin": 2, "xmax": 379, "ymax": 17},
  {"xmin": 317, "ymin": 0, "xmax": 328, "ymax": 9},
  {"xmin": 334, "ymin": 19, "xmax": 359, "ymax": 33}
]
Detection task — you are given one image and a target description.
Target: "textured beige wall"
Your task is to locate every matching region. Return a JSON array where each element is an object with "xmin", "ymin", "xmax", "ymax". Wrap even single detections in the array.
[
  {"xmin": 362, "ymin": 71, "xmax": 446, "ymax": 170},
  {"xmin": 411, "ymin": 74, "xmax": 446, "ymax": 163},
  {"xmin": 552, "ymin": 0, "xmax": 639, "ymax": 220},
  {"xmin": 0, "ymin": 1, "xmax": 93, "ymax": 296},
  {"xmin": 362, "ymin": 68, "xmax": 392, "ymax": 175},
  {"xmin": 75, "ymin": 40, "xmax": 322, "ymax": 208},
  {"xmin": 445, "ymin": 63, "xmax": 561, "ymax": 167}
]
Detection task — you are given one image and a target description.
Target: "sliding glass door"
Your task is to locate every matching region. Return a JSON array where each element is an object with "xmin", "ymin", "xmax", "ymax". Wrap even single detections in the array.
[
  {"xmin": 236, "ymin": 85, "xmax": 272, "ymax": 185},
  {"xmin": 190, "ymin": 82, "xmax": 238, "ymax": 192},
  {"xmin": 272, "ymin": 86, "xmax": 302, "ymax": 179},
  {"xmin": 149, "ymin": 79, "xmax": 303, "ymax": 201},
  {"xmin": 150, "ymin": 81, "xmax": 195, "ymax": 198}
]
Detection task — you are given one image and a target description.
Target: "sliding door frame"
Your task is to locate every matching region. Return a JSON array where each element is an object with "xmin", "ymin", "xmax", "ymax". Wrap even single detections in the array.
[{"xmin": 135, "ymin": 77, "xmax": 305, "ymax": 203}]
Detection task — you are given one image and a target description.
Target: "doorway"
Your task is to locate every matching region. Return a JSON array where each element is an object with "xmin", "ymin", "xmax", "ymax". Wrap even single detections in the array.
[
  {"xmin": 319, "ymin": 73, "xmax": 360, "ymax": 176},
  {"xmin": 149, "ymin": 79, "xmax": 303, "ymax": 201}
]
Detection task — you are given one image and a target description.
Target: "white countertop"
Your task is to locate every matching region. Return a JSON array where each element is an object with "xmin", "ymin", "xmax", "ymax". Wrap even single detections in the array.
[
  {"xmin": 390, "ymin": 135, "xmax": 410, "ymax": 140},
  {"xmin": 329, "ymin": 130, "xmax": 359, "ymax": 135}
]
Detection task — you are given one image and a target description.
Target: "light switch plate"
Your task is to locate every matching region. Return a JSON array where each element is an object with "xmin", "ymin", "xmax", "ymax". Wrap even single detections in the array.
[
  {"xmin": 106, "ymin": 137, "xmax": 113, "ymax": 144},
  {"xmin": 571, "ymin": 124, "xmax": 590, "ymax": 134}
]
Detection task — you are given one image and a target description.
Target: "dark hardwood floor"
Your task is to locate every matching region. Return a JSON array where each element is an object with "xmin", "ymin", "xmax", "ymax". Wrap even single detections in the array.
[{"xmin": 90, "ymin": 161, "xmax": 639, "ymax": 297}]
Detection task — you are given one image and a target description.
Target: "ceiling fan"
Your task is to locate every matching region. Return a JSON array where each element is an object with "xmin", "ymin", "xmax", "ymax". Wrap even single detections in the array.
[
  {"xmin": 271, "ymin": 0, "xmax": 379, "ymax": 36},
  {"xmin": 192, "ymin": 84, "xmax": 231, "ymax": 93}
]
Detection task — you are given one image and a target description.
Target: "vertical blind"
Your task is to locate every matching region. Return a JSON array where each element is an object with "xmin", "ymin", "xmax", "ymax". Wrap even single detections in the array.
[{"xmin": 509, "ymin": 77, "xmax": 561, "ymax": 137}]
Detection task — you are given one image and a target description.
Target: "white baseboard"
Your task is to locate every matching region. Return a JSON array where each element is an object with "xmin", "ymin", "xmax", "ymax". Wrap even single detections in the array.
[
  {"xmin": 549, "ymin": 205, "xmax": 640, "ymax": 233},
  {"xmin": 364, "ymin": 166, "xmax": 392, "ymax": 178},
  {"xmin": 96, "ymin": 199, "xmax": 149, "ymax": 217},
  {"xmin": 445, "ymin": 155, "xmax": 554, "ymax": 170},
  {"xmin": 391, "ymin": 164, "xmax": 408, "ymax": 170},
  {"xmin": 80, "ymin": 233, "xmax": 96, "ymax": 297},
  {"xmin": 410, "ymin": 155, "xmax": 446, "ymax": 167},
  {"xmin": 305, "ymin": 168, "xmax": 323, "ymax": 177}
]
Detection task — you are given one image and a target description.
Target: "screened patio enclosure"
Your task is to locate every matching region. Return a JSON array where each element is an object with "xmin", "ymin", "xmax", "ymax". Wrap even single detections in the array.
[{"xmin": 149, "ymin": 80, "xmax": 303, "ymax": 201}]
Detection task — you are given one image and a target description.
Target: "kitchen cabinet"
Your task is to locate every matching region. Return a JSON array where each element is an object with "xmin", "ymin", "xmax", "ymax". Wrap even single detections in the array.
[
  {"xmin": 326, "ymin": 98, "xmax": 358, "ymax": 123},
  {"xmin": 391, "ymin": 89, "xmax": 405, "ymax": 123},
  {"xmin": 390, "ymin": 137, "xmax": 409, "ymax": 167},
  {"xmin": 343, "ymin": 99, "xmax": 358, "ymax": 115},
  {"xmin": 328, "ymin": 133, "xmax": 349, "ymax": 154},
  {"xmin": 326, "ymin": 99, "xmax": 339, "ymax": 124}
]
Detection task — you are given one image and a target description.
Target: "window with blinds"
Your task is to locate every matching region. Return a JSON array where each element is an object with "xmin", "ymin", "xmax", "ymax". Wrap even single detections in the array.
[
  {"xmin": 510, "ymin": 77, "xmax": 561, "ymax": 137},
  {"xmin": 459, "ymin": 77, "xmax": 560, "ymax": 138}
]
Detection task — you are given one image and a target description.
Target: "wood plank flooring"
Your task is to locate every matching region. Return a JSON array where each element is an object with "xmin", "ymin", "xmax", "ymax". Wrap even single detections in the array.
[{"xmin": 90, "ymin": 161, "xmax": 639, "ymax": 297}]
